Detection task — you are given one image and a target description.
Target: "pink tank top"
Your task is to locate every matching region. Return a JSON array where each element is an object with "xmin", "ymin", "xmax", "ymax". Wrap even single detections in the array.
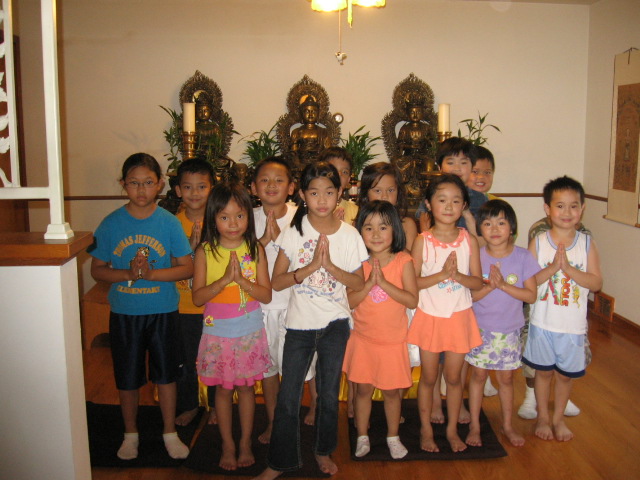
[{"xmin": 417, "ymin": 228, "xmax": 472, "ymax": 318}]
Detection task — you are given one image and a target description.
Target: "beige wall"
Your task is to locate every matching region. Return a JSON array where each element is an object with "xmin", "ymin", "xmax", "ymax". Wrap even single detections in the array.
[
  {"xmin": 582, "ymin": 0, "xmax": 640, "ymax": 324},
  {"xmin": 21, "ymin": 0, "xmax": 590, "ymax": 192},
  {"xmin": 18, "ymin": 0, "xmax": 591, "ymax": 289},
  {"xmin": 25, "ymin": 0, "xmax": 640, "ymax": 322}
]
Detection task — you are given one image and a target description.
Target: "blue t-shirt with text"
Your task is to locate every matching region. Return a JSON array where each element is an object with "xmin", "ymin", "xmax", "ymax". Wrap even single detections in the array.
[{"xmin": 88, "ymin": 206, "xmax": 192, "ymax": 315}]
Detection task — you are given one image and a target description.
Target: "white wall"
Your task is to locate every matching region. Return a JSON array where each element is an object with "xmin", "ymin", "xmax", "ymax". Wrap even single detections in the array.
[
  {"xmin": 17, "ymin": 1, "xmax": 600, "ymax": 290},
  {"xmin": 582, "ymin": 0, "xmax": 640, "ymax": 325}
]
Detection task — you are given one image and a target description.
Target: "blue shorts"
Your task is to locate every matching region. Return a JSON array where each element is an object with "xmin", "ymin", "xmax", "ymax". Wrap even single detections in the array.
[
  {"xmin": 522, "ymin": 324, "xmax": 586, "ymax": 378},
  {"xmin": 109, "ymin": 311, "xmax": 181, "ymax": 390}
]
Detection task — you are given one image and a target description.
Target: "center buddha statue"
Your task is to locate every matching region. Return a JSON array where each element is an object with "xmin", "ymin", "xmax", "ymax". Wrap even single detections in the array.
[{"xmin": 290, "ymin": 95, "xmax": 332, "ymax": 165}]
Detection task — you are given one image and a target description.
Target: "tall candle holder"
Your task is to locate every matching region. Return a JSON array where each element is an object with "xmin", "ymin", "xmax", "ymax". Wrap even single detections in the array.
[
  {"xmin": 437, "ymin": 131, "xmax": 452, "ymax": 143},
  {"xmin": 182, "ymin": 131, "xmax": 197, "ymax": 160}
]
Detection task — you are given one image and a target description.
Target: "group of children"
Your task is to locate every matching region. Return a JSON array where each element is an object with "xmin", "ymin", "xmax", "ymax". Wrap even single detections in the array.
[{"xmin": 88, "ymin": 137, "xmax": 602, "ymax": 478}]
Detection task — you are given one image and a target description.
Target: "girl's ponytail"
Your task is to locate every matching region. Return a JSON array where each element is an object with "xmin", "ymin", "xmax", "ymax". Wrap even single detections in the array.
[{"xmin": 290, "ymin": 193, "xmax": 307, "ymax": 235}]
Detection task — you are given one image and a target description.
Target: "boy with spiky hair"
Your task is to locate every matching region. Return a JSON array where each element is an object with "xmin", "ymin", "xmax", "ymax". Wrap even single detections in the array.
[{"xmin": 522, "ymin": 176, "xmax": 602, "ymax": 442}]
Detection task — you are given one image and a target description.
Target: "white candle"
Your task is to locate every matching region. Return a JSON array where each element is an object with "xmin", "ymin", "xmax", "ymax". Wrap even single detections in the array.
[
  {"xmin": 438, "ymin": 103, "xmax": 450, "ymax": 133},
  {"xmin": 183, "ymin": 102, "xmax": 196, "ymax": 132}
]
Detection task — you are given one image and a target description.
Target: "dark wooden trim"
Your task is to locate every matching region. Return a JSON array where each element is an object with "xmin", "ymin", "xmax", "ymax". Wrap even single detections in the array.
[
  {"xmin": 64, "ymin": 195, "xmax": 128, "ymax": 201},
  {"xmin": 42, "ymin": 193, "xmax": 638, "ymax": 210},
  {"xmin": 492, "ymin": 193, "xmax": 542, "ymax": 198},
  {"xmin": 585, "ymin": 193, "xmax": 608, "ymax": 203},
  {"xmin": 588, "ymin": 299, "xmax": 640, "ymax": 346},
  {"xmin": 61, "ymin": 195, "xmax": 167, "ymax": 201},
  {"xmin": 0, "ymin": 231, "xmax": 93, "ymax": 266}
]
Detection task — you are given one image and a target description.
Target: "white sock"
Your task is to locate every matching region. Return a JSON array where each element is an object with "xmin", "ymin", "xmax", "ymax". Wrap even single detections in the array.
[
  {"xmin": 386, "ymin": 436, "xmax": 408, "ymax": 459},
  {"xmin": 439, "ymin": 373, "xmax": 447, "ymax": 397},
  {"xmin": 117, "ymin": 432, "xmax": 139, "ymax": 460},
  {"xmin": 163, "ymin": 432, "xmax": 189, "ymax": 459},
  {"xmin": 564, "ymin": 399, "xmax": 581, "ymax": 417},
  {"xmin": 484, "ymin": 377, "xmax": 498, "ymax": 397},
  {"xmin": 518, "ymin": 386, "xmax": 537, "ymax": 420},
  {"xmin": 355, "ymin": 435, "xmax": 370, "ymax": 457}
]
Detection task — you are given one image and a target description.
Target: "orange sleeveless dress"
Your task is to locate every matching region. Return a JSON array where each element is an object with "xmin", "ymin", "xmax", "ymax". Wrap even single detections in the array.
[{"xmin": 342, "ymin": 252, "xmax": 413, "ymax": 390}]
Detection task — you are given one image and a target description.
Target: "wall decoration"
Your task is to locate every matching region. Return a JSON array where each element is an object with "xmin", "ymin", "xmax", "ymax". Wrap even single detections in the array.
[{"xmin": 606, "ymin": 48, "xmax": 640, "ymax": 227}]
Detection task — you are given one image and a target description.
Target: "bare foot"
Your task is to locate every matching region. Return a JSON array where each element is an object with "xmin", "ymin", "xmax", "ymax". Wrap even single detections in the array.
[
  {"xmin": 315, "ymin": 454, "xmax": 338, "ymax": 475},
  {"xmin": 553, "ymin": 420, "xmax": 574, "ymax": 442},
  {"xmin": 219, "ymin": 441, "xmax": 237, "ymax": 471},
  {"xmin": 420, "ymin": 426, "xmax": 439, "ymax": 452},
  {"xmin": 175, "ymin": 407, "xmax": 199, "ymax": 427},
  {"xmin": 502, "ymin": 426, "xmax": 525, "ymax": 447},
  {"xmin": 304, "ymin": 407, "xmax": 316, "ymax": 426},
  {"xmin": 258, "ymin": 423, "xmax": 272, "ymax": 445},
  {"xmin": 458, "ymin": 405, "xmax": 471, "ymax": 424},
  {"xmin": 534, "ymin": 419, "xmax": 555, "ymax": 441},
  {"xmin": 207, "ymin": 408, "xmax": 218, "ymax": 425},
  {"xmin": 465, "ymin": 426, "xmax": 482, "ymax": 447},
  {"xmin": 430, "ymin": 408, "xmax": 445, "ymax": 424},
  {"xmin": 447, "ymin": 431, "xmax": 468, "ymax": 452},
  {"xmin": 238, "ymin": 441, "xmax": 255, "ymax": 468},
  {"xmin": 251, "ymin": 467, "xmax": 283, "ymax": 480}
]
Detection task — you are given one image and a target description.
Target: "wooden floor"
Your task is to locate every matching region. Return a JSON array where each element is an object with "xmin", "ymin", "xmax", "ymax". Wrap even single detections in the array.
[{"xmin": 84, "ymin": 315, "xmax": 640, "ymax": 480}]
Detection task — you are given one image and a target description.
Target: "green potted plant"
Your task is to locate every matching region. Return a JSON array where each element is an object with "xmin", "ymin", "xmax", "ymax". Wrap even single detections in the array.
[
  {"xmin": 341, "ymin": 125, "xmax": 381, "ymax": 178},
  {"xmin": 159, "ymin": 105, "xmax": 183, "ymax": 174},
  {"xmin": 241, "ymin": 123, "xmax": 281, "ymax": 167},
  {"xmin": 457, "ymin": 112, "xmax": 501, "ymax": 146}
]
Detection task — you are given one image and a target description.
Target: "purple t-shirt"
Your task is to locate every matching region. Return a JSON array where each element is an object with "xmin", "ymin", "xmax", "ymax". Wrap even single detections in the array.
[{"xmin": 472, "ymin": 246, "xmax": 540, "ymax": 333}]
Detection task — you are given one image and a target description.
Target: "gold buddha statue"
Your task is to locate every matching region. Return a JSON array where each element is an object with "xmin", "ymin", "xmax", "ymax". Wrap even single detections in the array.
[
  {"xmin": 381, "ymin": 74, "xmax": 439, "ymax": 206},
  {"xmin": 397, "ymin": 93, "xmax": 436, "ymax": 172},
  {"xmin": 194, "ymin": 91, "xmax": 222, "ymax": 144},
  {"xmin": 394, "ymin": 93, "xmax": 436, "ymax": 199},
  {"xmin": 193, "ymin": 90, "xmax": 233, "ymax": 179},
  {"xmin": 290, "ymin": 95, "xmax": 332, "ymax": 165}
]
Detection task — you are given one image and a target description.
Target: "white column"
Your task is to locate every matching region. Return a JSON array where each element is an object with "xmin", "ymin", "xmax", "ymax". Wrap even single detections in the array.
[
  {"xmin": 0, "ymin": 259, "xmax": 91, "ymax": 479},
  {"xmin": 41, "ymin": 0, "xmax": 72, "ymax": 239}
]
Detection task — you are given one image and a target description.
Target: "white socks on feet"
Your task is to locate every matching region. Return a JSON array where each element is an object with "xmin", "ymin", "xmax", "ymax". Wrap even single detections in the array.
[
  {"xmin": 564, "ymin": 399, "xmax": 581, "ymax": 416},
  {"xmin": 484, "ymin": 377, "xmax": 498, "ymax": 397},
  {"xmin": 355, "ymin": 435, "xmax": 408, "ymax": 459},
  {"xmin": 117, "ymin": 431, "xmax": 190, "ymax": 460},
  {"xmin": 518, "ymin": 386, "xmax": 581, "ymax": 419},
  {"xmin": 163, "ymin": 432, "xmax": 190, "ymax": 459},
  {"xmin": 386, "ymin": 436, "xmax": 408, "ymax": 459},
  {"xmin": 355, "ymin": 435, "xmax": 370, "ymax": 457},
  {"xmin": 440, "ymin": 373, "xmax": 447, "ymax": 397},
  {"xmin": 518, "ymin": 386, "xmax": 538, "ymax": 419},
  {"xmin": 117, "ymin": 432, "xmax": 139, "ymax": 460}
]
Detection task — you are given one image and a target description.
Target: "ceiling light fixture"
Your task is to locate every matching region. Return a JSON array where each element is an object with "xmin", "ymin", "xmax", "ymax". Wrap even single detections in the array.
[{"xmin": 309, "ymin": 0, "xmax": 385, "ymax": 65}]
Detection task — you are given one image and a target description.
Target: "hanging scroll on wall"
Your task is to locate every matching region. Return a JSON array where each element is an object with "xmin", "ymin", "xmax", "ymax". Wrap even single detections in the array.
[{"xmin": 606, "ymin": 48, "xmax": 640, "ymax": 227}]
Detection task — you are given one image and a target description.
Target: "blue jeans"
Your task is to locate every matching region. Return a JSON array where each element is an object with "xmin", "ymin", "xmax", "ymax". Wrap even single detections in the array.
[{"xmin": 267, "ymin": 319, "xmax": 350, "ymax": 472}]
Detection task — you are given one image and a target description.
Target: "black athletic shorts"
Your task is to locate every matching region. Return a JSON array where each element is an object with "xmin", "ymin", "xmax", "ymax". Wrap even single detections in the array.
[{"xmin": 109, "ymin": 311, "xmax": 181, "ymax": 390}]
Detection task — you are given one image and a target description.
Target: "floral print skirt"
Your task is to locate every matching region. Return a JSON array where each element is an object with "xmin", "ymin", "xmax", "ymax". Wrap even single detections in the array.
[
  {"xmin": 465, "ymin": 328, "xmax": 523, "ymax": 370},
  {"xmin": 197, "ymin": 328, "xmax": 271, "ymax": 389}
]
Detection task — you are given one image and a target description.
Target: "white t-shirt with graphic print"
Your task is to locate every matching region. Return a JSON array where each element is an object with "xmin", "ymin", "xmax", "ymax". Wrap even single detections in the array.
[{"xmin": 276, "ymin": 215, "xmax": 368, "ymax": 330}]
